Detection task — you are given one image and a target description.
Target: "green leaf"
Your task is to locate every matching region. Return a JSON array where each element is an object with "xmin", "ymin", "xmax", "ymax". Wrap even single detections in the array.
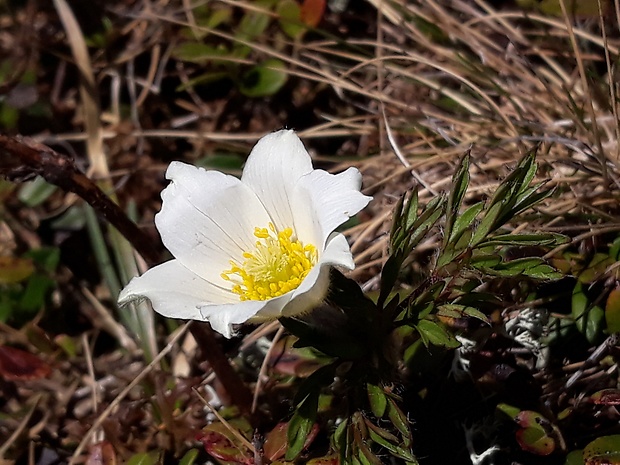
[
  {"xmin": 179, "ymin": 449, "xmax": 199, "ymax": 465},
  {"xmin": 366, "ymin": 426, "xmax": 415, "ymax": 462},
  {"xmin": 172, "ymin": 43, "xmax": 229, "ymax": 63},
  {"xmin": 237, "ymin": 1, "xmax": 272, "ymax": 40},
  {"xmin": 386, "ymin": 398, "xmax": 410, "ymax": 440},
  {"xmin": 26, "ymin": 247, "xmax": 60, "ymax": 273},
  {"xmin": 403, "ymin": 281, "xmax": 446, "ymax": 321},
  {"xmin": 276, "ymin": 0, "xmax": 306, "ymax": 38},
  {"xmin": 572, "ymin": 282, "xmax": 605, "ymax": 344},
  {"xmin": 355, "ymin": 436, "xmax": 382, "ymax": 465},
  {"xmin": 367, "ymin": 383, "xmax": 387, "ymax": 418},
  {"xmin": 463, "ymin": 306, "xmax": 489, "ymax": 322},
  {"xmin": 389, "ymin": 191, "xmax": 407, "ymax": 244},
  {"xmin": 378, "ymin": 255, "xmax": 401, "ymax": 308},
  {"xmin": 443, "ymin": 153, "xmax": 470, "ymax": 247},
  {"xmin": 497, "ymin": 403, "xmax": 521, "ymax": 419},
  {"xmin": 175, "ymin": 71, "xmax": 231, "ymax": 92},
  {"xmin": 507, "ymin": 186, "xmax": 553, "ymax": 223},
  {"xmin": 383, "ymin": 400, "xmax": 416, "ymax": 460},
  {"xmin": 239, "ymin": 59, "xmax": 288, "ymax": 97},
  {"xmin": 195, "ymin": 5, "xmax": 232, "ymax": 30},
  {"xmin": 18, "ymin": 176, "xmax": 57, "ymax": 207},
  {"xmin": 403, "ymin": 190, "xmax": 419, "ymax": 229},
  {"xmin": 333, "ymin": 417, "xmax": 349, "ymax": 461},
  {"xmin": 286, "ymin": 390, "xmax": 319, "ymax": 460},
  {"xmin": 51, "ymin": 205, "xmax": 87, "ymax": 229},
  {"xmin": 610, "ymin": 236, "xmax": 620, "ymax": 261},
  {"xmin": 479, "ymin": 232, "xmax": 568, "ymax": 248},
  {"xmin": 515, "ymin": 418, "xmax": 555, "ymax": 455},
  {"xmin": 543, "ymin": 315, "xmax": 575, "ymax": 345},
  {"xmin": 579, "ymin": 253, "xmax": 615, "ymax": 283},
  {"xmin": 564, "ymin": 450, "xmax": 584, "ymax": 465},
  {"xmin": 415, "ymin": 319, "xmax": 460, "ymax": 348},
  {"xmin": 364, "ymin": 420, "xmax": 399, "ymax": 444},
  {"xmin": 469, "ymin": 253, "xmax": 501, "ymax": 269},
  {"xmin": 398, "ymin": 194, "xmax": 445, "ymax": 258},
  {"xmin": 488, "ymin": 151, "xmax": 535, "ymax": 207},
  {"xmin": 583, "ymin": 435, "xmax": 620, "ymax": 464},
  {"xmin": 519, "ymin": 152, "xmax": 538, "ymax": 191},
  {"xmin": 605, "ymin": 286, "xmax": 620, "ymax": 334},
  {"xmin": 450, "ymin": 202, "xmax": 484, "ymax": 244},
  {"xmin": 390, "ymin": 190, "xmax": 419, "ymax": 252},
  {"xmin": 19, "ymin": 274, "xmax": 54, "ymax": 313},
  {"xmin": 125, "ymin": 452, "xmax": 161, "ymax": 465},
  {"xmin": 471, "ymin": 202, "xmax": 502, "ymax": 246},
  {"xmin": 437, "ymin": 304, "xmax": 489, "ymax": 324},
  {"xmin": 524, "ymin": 263, "xmax": 563, "ymax": 280},
  {"xmin": 476, "ymin": 257, "xmax": 562, "ymax": 279}
]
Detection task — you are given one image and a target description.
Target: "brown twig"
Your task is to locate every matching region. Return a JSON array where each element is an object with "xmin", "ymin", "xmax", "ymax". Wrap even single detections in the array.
[
  {"xmin": 0, "ymin": 134, "xmax": 160, "ymax": 265},
  {"xmin": 0, "ymin": 133, "xmax": 257, "ymax": 429}
]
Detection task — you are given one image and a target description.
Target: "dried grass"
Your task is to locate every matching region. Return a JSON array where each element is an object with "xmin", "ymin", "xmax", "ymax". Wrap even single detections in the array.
[{"xmin": 2, "ymin": 0, "xmax": 620, "ymax": 461}]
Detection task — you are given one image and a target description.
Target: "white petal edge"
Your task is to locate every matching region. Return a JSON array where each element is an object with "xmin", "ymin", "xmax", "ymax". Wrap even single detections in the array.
[
  {"xmin": 156, "ymin": 162, "xmax": 272, "ymax": 286},
  {"xmin": 198, "ymin": 299, "xmax": 273, "ymax": 338},
  {"xmin": 241, "ymin": 130, "xmax": 313, "ymax": 232},
  {"xmin": 118, "ymin": 260, "xmax": 238, "ymax": 321},
  {"xmin": 292, "ymin": 167, "xmax": 372, "ymax": 248}
]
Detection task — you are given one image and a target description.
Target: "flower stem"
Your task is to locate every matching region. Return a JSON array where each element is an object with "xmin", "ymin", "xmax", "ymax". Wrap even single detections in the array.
[{"xmin": 189, "ymin": 323, "xmax": 254, "ymax": 420}]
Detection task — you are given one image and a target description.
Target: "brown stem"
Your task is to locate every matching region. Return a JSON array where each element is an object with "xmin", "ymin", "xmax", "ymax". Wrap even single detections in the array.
[
  {"xmin": 0, "ymin": 134, "xmax": 159, "ymax": 265},
  {"xmin": 189, "ymin": 323, "xmax": 255, "ymax": 421}
]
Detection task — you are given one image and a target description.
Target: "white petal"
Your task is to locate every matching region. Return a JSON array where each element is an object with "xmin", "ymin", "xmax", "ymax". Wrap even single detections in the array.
[
  {"xmin": 156, "ymin": 162, "xmax": 272, "ymax": 286},
  {"xmin": 118, "ymin": 260, "xmax": 238, "ymax": 321},
  {"xmin": 318, "ymin": 232, "xmax": 356, "ymax": 270},
  {"xmin": 241, "ymin": 130, "xmax": 313, "ymax": 232},
  {"xmin": 293, "ymin": 168, "xmax": 372, "ymax": 247},
  {"xmin": 251, "ymin": 297, "xmax": 291, "ymax": 320},
  {"xmin": 198, "ymin": 300, "xmax": 269, "ymax": 338}
]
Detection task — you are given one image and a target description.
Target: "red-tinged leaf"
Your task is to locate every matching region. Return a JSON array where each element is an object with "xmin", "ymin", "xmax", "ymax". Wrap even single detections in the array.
[
  {"xmin": 196, "ymin": 429, "xmax": 253, "ymax": 464},
  {"xmin": 605, "ymin": 287, "xmax": 620, "ymax": 334},
  {"xmin": 264, "ymin": 422, "xmax": 289, "ymax": 461},
  {"xmin": 268, "ymin": 336, "xmax": 324, "ymax": 377},
  {"xmin": 514, "ymin": 411, "xmax": 556, "ymax": 455},
  {"xmin": 515, "ymin": 427, "xmax": 555, "ymax": 456},
  {"xmin": 515, "ymin": 410, "xmax": 544, "ymax": 428},
  {"xmin": 0, "ymin": 345, "xmax": 51, "ymax": 380},
  {"xmin": 300, "ymin": 0, "xmax": 325, "ymax": 27},
  {"xmin": 591, "ymin": 389, "xmax": 620, "ymax": 405},
  {"xmin": 87, "ymin": 441, "xmax": 116, "ymax": 465}
]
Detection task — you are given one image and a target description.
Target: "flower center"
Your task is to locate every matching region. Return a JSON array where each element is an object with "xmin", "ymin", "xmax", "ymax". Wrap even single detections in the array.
[{"xmin": 221, "ymin": 223, "xmax": 317, "ymax": 301}]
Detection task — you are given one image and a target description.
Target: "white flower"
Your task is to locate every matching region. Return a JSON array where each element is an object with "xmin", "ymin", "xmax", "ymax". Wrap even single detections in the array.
[{"xmin": 118, "ymin": 130, "xmax": 371, "ymax": 338}]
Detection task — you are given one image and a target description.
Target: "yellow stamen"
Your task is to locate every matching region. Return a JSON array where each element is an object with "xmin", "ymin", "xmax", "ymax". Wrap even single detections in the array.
[{"xmin": 221, "ymin": 223, "xmax": 317, "ymax": 301}]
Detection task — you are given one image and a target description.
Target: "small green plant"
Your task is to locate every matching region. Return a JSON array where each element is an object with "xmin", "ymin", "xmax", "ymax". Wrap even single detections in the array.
[
  {"xmin": 0, "ymin": 247, "xmax": 60, "ymax": 324},
  {"xmin": 195, "ymin": 149, "xmax": 567, "ymax": 464},
  {"xmin": 172, "ymin": 0, "xmax": 325, "ymax": 98}
]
